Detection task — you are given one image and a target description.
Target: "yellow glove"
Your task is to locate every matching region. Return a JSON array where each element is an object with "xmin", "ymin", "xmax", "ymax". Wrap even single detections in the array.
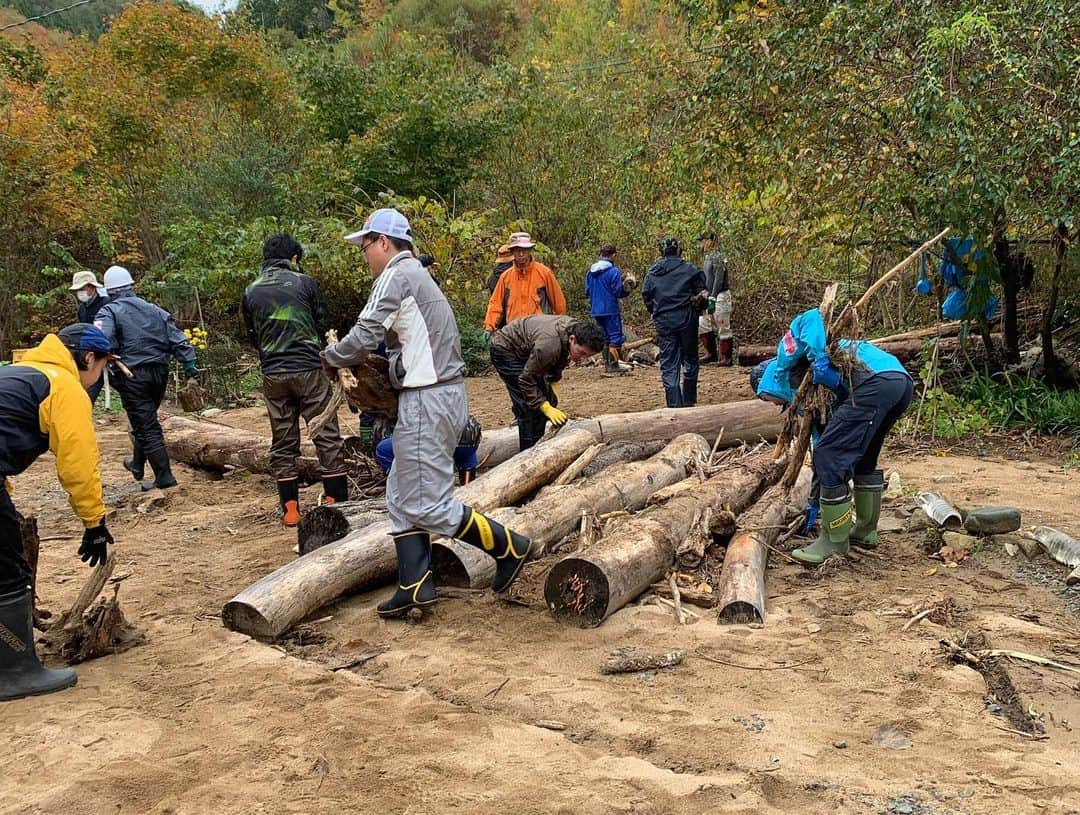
[{"xmin": 539, "ymin": 401, "xmax": 568, "ymax": 427}]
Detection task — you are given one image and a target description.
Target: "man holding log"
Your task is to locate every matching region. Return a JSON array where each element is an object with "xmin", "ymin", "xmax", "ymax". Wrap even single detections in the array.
[
  {"xmin": 242, "ymin": 233, "xmax": 348, "ymax": 526},
  {"xmin": 1, "ymin": 325, "xmax": 115, "ymax": 701},
  {"xmin": 322, "ymin": 208, "xmax": 535, "ymax": 617},
  {"xmin": 753, "ymin": 308, "xmax": 913, "ymax": 564},
  {"xmin": 489, "ymin": 314, "xmax": 606, "ymax": 451}
]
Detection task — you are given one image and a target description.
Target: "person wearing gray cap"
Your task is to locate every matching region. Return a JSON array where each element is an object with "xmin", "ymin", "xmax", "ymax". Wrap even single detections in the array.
[
  {"xmin": 69, "ymin": 271, "xmax": 110, "ymax": 402},
  {"xmin": 323, "ymin": 208, "xmax": 533, "ymax": 618}
]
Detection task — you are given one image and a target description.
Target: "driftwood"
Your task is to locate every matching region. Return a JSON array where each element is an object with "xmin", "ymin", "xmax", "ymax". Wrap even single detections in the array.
[
  {"xmin": 430, "ymin": 434, "xmax": 712, "ymax": 586},
  {"xmin": 545, "ymin": 452, "xmax": 786, "ymax": 627},
  {"xmin": 600, "ymin": 649, "xmax": 684, "ymax": 674},
  {"xmin": 653, "ymin": 581, "xmax": 715, "ymax": 609},
  {"xmin": 716, "ymin": 467, "xmax": 813, "ymax": 625},
  {"xmin": 222, "ymin": 400, "xmax": 783, "ymax": 639},
  {"xmin": 551, "ymin": 444, "xmax": 604, "ymax": 487},
  {"xmin": 17, "ymin": 512, "xmax": 41, "ymax": 624},
  {"xmin": 42, "ymin": 554, "xmax": 145, "ymax": 664}
]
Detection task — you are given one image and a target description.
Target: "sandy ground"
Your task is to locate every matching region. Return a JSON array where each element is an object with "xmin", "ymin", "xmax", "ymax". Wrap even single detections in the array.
[{"xmin": 3, "ymin": 363, "xmax": 1080, "ymax": 815}]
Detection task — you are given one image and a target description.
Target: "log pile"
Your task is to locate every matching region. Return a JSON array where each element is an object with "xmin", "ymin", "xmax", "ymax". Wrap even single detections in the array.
[{"xmin": 222, "ymin": 400, "xmax": 785, "ymax": 638}]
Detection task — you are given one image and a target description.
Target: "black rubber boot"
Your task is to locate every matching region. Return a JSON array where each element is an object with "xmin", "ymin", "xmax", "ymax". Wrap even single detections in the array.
[
  {"xmin": 321, "ymin": 473, "xmax": 349, "ymax": 505},
  {"xmin": 377, "ymin": 530, "xmax": 436, "ymax": 617},
  {"xmin": 700, "ymin": 332, "xmax": 718, "ymax": 364},
  {"xmin": 143, "ymin": 447, "xmax": 178, "ymax": 491},
  {"xmin": 455, "ymin": 506, "xmax": 532, "ymax": 592},
  {"xmin": 0, "ymin": 587, "xmax": 77, "ymax": 702},
  {"xmin": 277, "ymin": 478, "xmax": 301, "ymax": 527},
  {"xmin": 123, "ymin": 432, "xmax": 145, "ymax": 481},
  {"xmin": 681, "ymin": 377, "xmax": 698, "ymax": 408}
]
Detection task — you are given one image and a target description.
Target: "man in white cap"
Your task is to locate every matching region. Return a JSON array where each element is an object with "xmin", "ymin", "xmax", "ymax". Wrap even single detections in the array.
[
  {"xmin": 69, "ymin": 271, "xmax": 110, "ymax": 401},
  {"xmin": 95, "ymin": 265, "xmax": 199, "ymax": 490},
  {"xmin": 323, "ymin": 208, "xmax": 533, "ymax": 618},
  {"xmin": 482, "ymin": 231, "xmax": 567, "ymax": 346}
]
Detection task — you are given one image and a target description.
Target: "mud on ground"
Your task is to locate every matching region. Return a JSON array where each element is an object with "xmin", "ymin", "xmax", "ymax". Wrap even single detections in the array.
[{"xmin": 4, "ymin": 363, "xmax": 1079, "ymax": 815}]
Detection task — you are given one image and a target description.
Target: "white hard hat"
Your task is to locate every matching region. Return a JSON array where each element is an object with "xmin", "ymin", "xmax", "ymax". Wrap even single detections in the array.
[{"xmin": 103, "ymin": 265, "xmax": 134, "ymax": 291}]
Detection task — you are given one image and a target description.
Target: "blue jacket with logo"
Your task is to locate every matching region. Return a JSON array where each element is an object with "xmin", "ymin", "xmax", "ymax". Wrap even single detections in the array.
[{"xmin": 585, "ymin": 260, "xmax": 628, "ymax": 317}]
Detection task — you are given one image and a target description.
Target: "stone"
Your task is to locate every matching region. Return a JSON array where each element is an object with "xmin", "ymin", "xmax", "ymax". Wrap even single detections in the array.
[
  {"xmin": 932, "ymin": 474, "xmax": 958, "ymax": 483},
  {"xmin": 884, "ymin": 470, "xmax": 903, "ymax": 500},
  {"xmin": 942, "ymin": 532, "xmax": 979, "ymax": 551},
  {"xmin": 964, "ymin": 506, "xmax": 1022, "ymax": 535},
  {"xmin": 906, "ymin": 508, "xmax": 933, "ymax": 531}
]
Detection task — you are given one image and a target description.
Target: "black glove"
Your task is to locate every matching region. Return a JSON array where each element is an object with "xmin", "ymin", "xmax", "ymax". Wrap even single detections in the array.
[{"xmin": 79, "ymin": 523, "xmax": 113, "ymax": 568}]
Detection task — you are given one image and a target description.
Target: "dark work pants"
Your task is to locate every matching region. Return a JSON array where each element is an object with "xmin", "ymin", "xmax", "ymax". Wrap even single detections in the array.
[
  {"xmin": 491, "ymin": 350, "xmax": 549, "ymax": 451},
  {"xmin": 657, "ymin": 318, "xmax": 699, "ymax": 408},
  {"xmin": 813, "ymin": 372, "xmax": 914, "ymax": 489},
  {"xmin": 262, "ymin": 369, "xmax": 346, "ymax": 480},
  {"xmin": 0, "ymin": 488, "xmax": 29, "ymax": 596},
  {"xmin": 114, "ymin": 363, "xmax": 170, "ymax": 455}
]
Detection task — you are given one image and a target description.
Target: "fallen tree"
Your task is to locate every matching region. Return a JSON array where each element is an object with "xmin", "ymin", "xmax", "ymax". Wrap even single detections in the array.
[
  {"xmin": 715, "ymin": 466, "xmax": 812, "ymax": 625},
  {"xmin": 223, "ymin": 400, "xmax": 783, "ymax": 638},
  {"xmin": 544, "ymin": 451, "xmax": 786, "ymax": 627},
  {"xmin": 430, "ymin": 433, "xmax": 711, "ymax": 586}
]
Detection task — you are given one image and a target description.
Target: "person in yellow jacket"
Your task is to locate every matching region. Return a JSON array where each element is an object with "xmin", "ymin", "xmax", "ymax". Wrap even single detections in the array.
[
  {"xmin": 1, "ymin": 324, "xmax": 114, "ymax": 702},
  {"xmin": 483, "ymin": 232, "xmax": 567, "ymax": 343}
]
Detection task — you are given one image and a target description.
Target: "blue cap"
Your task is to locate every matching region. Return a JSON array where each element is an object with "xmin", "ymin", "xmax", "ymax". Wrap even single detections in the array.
[
  {"xmin": 58, "ymin": 323, "xmax": 115, "ymax": 356},
  {"xmin": 344, "ymin": 208, "xmax": 414, "ymax": 246}
]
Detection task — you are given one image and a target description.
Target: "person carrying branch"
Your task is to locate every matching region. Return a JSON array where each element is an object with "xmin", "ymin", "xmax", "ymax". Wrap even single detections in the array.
[
  {"xmin": 1, "ymin": 324, "xmax": 115, "ymax": 701},
  {"xmin": 754, "ymin": 308, "xmax": 913, "ymax": 564},
  {"xmin": 642, "ymin": 237, "xmax": 708, "ymax": 408},
  {"xmin": 322, "ymin": 208, "xmax": 535, "ymax": 618},
  {"xmin": 489, "ymin": 315, "xmax": 606, "ymax": 451},
  {"xmin": 242, "ymin": 233, "xmax": 348, "ymax": 527},
  {"xmin": 95, "ymin": 266, "xmax": 199, "ymax": 491}
]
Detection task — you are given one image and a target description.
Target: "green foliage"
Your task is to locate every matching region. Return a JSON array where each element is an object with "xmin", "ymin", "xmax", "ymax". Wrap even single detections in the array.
[
  {"xmin": 959, "ymin": 374, "xmax": 1080, "ymax": 436},
  {"xmin": 5, "ymin": 0, "xmax": 129, "ymax": 37}
]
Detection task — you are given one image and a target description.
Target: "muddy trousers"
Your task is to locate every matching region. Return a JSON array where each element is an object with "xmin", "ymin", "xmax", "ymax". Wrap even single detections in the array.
[
  {"xmin": 813, "ymin": 372, "xmax": 914, "ymax": 489},
  {"xmin": 657, "ymin": 320, "xmax": 700, "ymax": 408},
  {"xmin": 0, "ymin": 489, "xmax": 29, "ymax": 596},
  {"xmin": 262, "ymin": 369, "xmax": 347, "ymax": 480},
  {"xmin": 386, "ymin": 381, "xmax": 469, "ymax": 537},
  {"xmin": 490, "ymin": 350, "xmax": 552, "ymax": 451},
  {"xmin": 113, "ymin": 364, "xmax": 169, "ymax": 455}
]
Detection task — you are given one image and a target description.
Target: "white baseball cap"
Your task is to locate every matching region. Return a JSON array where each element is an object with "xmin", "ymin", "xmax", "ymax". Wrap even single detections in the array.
[
  {"xmin": 103, "ymin": 265, "xmax": 134, "ymax": 290},
  {"xmin": 344, "ymin": 208, "xmax": 414, "ymax": 246}
]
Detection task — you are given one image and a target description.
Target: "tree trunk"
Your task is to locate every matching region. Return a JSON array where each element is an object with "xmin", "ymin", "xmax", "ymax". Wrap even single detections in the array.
[
  {"xmin": 297, "ymin": 499, "xmax": 388, "ymax": 555},
  {"xmin": 221, "ymin": 400, "xmax": 783, "ymax": 639},
  {"xmin": 430, "ymin": 434, "xmax": 712, "ymax": 586},
  {"xmin": 716, "ymin": 467, "xmax": 812, "ymax": 625},
  {"xmin": 1042, "ymin": 224, "xmax": 1075, "ymax": 387},
  {"xmin": 162, "ymin": 414, "xmax": 325, "ymax": 481},
  {"xmin": 994, "ymin": 231, "xmax": 1021, "ymax": 366},
  {"xmin": 544, "ymin": 452, "xmax": 786, "ymax": 627}
]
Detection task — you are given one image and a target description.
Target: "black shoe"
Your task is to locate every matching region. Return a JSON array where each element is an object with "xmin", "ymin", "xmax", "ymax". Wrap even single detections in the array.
[
  {"xmin": 377, "ymin": 530, "xmax": 437, "ymax": 617},
  {"xmin": 455, "ymin": 506, "xmax": 532, "ymax": 593},
  {"xmin": 143, "ymin": 447, "xmax": 178, "ymax": 491},
  {"xmin": 321, "ymin": 473, "xmax": 349, "ymax": 504},
  {"xmin": 0, "ymin": 587, "xmax": 77, "ymax": 702},
  {"xmin": 123, "ymin": 433, "xmax": 145, "ymax": 481}
]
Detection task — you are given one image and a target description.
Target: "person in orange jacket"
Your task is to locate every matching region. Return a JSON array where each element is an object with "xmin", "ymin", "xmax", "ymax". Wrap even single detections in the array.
[{"xmin": 483, "ymin": 232, "xmax": 567, "ymax": 346}]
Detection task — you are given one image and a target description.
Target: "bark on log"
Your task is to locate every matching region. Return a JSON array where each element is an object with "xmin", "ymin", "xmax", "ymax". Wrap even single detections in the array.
[
  {"xmin": 716, "ymin": 467, "xmax": 813, "ymax": 626},
  {"xmin": 476, "ymin": 427, "xmax": 520, "ymax": 470},
  {"xmin": 222, "ymin": 400, "xmax": 782, "ymax": 639},
  {"xmin": 431, "ymin": 434, "xmax": 711, "ymax": 586},
  {"xmin": 544, "ymin": 453, "xmax": 786, "ymax": 627},
  {"xmin": 737, "ymin": 335, "xmax": 1003, "ymax": 367},
  {"xmin": 163, "ymin": 414, "xmax": 325, "ymax": 480},
  {"xmin": 580, "ymin": 440, "xmax": 667, "ymax": 478}
]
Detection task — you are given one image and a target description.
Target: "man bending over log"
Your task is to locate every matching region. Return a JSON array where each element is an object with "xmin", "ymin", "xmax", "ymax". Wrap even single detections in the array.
[
  {"xmin": 489, "ymin": 315, "xmax": 606, "ymax": 451},
  {"xmin": 1, "ymin": 325, "xmax": 115, "ymax": 701},
  {"xmin": 321, "ymin": 208, "xmax": 534, "ymax": 617},
  {"xmin": 753, "ymin": 308, "xmax": 913, "ymax": 564}
]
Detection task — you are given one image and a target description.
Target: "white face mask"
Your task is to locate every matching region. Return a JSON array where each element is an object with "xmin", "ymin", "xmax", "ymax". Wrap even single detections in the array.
[{"xmin": 76, "ymin": 290, "xmax": 94, "ymax": 303}]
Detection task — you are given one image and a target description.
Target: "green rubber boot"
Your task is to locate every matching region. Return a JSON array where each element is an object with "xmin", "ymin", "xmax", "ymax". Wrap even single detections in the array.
[
  {"xmin": 850, "ymin": 470, "xmax": 884, "ymax": 550},
  {"xmin": 792, "ymin": 491, "xmax": 852, "ymax": 565}
]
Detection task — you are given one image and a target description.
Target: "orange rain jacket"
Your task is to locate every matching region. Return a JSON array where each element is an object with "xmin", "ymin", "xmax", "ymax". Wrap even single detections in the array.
[{"xmin": 483, "ymin": 260, "xmax": 567, "ymax": 331}]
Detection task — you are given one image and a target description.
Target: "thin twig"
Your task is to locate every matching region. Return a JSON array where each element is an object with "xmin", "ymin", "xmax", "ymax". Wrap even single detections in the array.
[
  {"xmin": 902, "ymin": 609, "xmax": 933, "ymax": 631},
  {"xmin": 693, "ymin": 649, "xmax": 815, "ymax": 671},
  {"xmin": 668, "ymin": 573, "xmax": 685, "ymax": 625}
]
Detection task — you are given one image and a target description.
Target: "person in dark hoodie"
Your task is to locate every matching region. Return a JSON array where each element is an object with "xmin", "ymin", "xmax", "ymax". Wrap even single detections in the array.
[
  {"xmin": 95, "ymin": 265, "xmax": 199, "ymax": 491},
  {"xmin": 242, "ymin": 233, "xmax": 348, "ymax": 527},
  {"xmin": 585, "ymin": 244, "xmax": 636, "ymax": 375},
  {"xmin": 642, "ymin": 237, "xmax": 708, "ymax": 408}
]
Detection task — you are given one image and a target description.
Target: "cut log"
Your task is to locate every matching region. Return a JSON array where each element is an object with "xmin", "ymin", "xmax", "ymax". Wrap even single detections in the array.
[
  {"xmin": 431, "ymin": 434, "xmax": 712, "ymax": 586},
  {"xmin": 476, "ymin": 426, "xmax": 520, "ymax": 470},
  {"xmin": 222, "ymin": 400, "xmax": 783, "ymax": 639},
  {"xmin": 737, "ymin": 334, "xmax": 1003, "ymax": 367},
  {"xmin": 544, "ymin": 453, "xmax": 786, "ymax": 627},
  {"xmin": 551, "ymin": 443, "xmax": 605, "ymax": 486},
  {"xmin": 716, "ymin": 467, "xmax": 813, "ymax": 625},
  {"xmin": 163, "ymin": 414, "xmax": 325, "ymax": 481},
  {"xmin": 297, "ymin": 498, "xmax": 388, "ymax": 555},
  {"xmin": 580, "ymin": 440, "xmax": 667, "ymax": 478}
]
